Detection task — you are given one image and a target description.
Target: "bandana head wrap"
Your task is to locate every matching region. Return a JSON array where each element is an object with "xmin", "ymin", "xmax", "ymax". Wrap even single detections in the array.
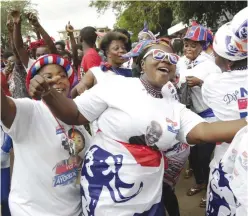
[{"xmin": 138, "ymin": 21, "xmax": 160, "ymax": 41}]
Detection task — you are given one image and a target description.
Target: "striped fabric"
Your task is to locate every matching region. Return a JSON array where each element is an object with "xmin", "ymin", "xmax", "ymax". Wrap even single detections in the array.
[
  {"xmin": 184, "ymin": 25, "xmax": 208, "ymax": 42},
  {"xmin": 26, "ymin": 54, "xmax": 75, "ymax": 91}
]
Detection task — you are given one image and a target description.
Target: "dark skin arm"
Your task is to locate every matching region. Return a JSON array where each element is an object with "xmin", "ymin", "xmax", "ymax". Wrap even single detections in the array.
[
  {"xmin": 187, "ymin": 119, "xmax": 247, "ymax": 144},
  {"xmin": 11, "ymin": 10, "xmax": 29, "ymax": 68},
  {"xmin": 7, "ymin": 14, "xmax": 21, "ymax": 64},
  {"xmin": 70, "ymin": 70, "xmax": 96, "ymax": 98},
  {"xmin": 66, "ymin": 22, "xmax": 79, "ymax": 69},
  {"xmin": 27, "ymin": 13, "xmax": 57, "ymax": 54},
  {"xmin": 28, "ymin": 75, "xmax": 247, "ymax": 143},
  {"xmin": 1, "ymin": 88, "xmax": 16, "ymax": 129},
  {"xmin": 29, "ymin": 75, "xmax": 88, "ymax": 125}
]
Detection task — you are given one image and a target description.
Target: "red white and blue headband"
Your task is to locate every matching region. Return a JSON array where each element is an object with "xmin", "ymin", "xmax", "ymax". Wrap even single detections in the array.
[{"xmin": 26, "ymin": 54, "xmax": 75, "ymax": 91}]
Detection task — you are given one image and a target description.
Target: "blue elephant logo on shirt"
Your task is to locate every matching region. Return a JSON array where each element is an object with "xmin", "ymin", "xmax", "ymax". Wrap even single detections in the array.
[
  {"xmin": 81, "ymin": 145, "xmax": 143, "ymax": 216},
  {"xmin": 207, "ymin": 163, "xmax": 240, "ymax": 216}
]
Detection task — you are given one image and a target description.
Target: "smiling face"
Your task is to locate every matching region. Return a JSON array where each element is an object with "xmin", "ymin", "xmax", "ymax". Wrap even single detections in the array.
[
  {"xmin": 38, "ymin": 64, "xmax": 70, "ymax": 97},
  {"xmin": 183, "ymin": 39, "xmax": 203, "ymax": 61},
  {"xmin": 141, "ymin": 44, "xmax": 176, "ymax": 88},
  {"xmin": 107, "ymin": 40, "xmax": 127, "ymax": 66}
]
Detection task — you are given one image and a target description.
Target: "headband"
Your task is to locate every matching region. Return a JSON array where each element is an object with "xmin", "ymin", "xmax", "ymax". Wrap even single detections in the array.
[{"xmin": 26, "ymin": 54, "xmax": 75, "ymax": 91}]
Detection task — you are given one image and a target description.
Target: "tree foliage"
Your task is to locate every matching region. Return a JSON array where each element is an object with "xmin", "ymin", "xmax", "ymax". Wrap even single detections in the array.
[
  {"xmin": 0, "ymin": 0, "xmax": 38, "ymax": 50},
  {"xmin": 90, "ymin": 0, "xmax": 247, "ymax": 40}
]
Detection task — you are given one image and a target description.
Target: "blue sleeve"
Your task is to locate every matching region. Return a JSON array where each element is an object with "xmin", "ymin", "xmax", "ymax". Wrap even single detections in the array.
[{"xmin": 1, "ymin": 134, "xmax": 13, "ymax": 153}]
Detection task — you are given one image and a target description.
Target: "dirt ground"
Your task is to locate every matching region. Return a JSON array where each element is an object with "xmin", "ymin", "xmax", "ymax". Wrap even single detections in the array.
[{"xmin": 175, "ymin": 169, "xmax": 206, "ymax": 216}]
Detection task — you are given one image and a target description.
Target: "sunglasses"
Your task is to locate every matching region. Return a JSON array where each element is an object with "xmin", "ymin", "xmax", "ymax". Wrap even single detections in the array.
[{"xmin": 143, "ymin": 49, "xmax": 179, "ymax": 65}]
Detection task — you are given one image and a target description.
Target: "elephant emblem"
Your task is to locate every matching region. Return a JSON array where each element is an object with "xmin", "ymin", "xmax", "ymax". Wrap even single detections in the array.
[
  {"xmin": 81, "ymin": 145, "xmax": 143, "ymax": 216},
  {"xmin": 207, "ymin": 163, "xmax": 240, "ymax": 216},
  {"xmin": 235, "ymin": 20, "xmax": 247, "ymax": 41}
]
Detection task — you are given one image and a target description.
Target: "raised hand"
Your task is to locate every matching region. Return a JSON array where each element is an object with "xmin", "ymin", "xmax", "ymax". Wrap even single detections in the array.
[
  {"xmin": 26, "ymin": 12, "xmax": 40, "ymax": 28},
  {"xmin": 65, "ymin": 21, "xmax": 74, "ymax": 34},
  {"xmin": 10, "ymin": 10, "xmax": 21, "ymax": 24},
  {"xmin": 29, "ymin": 75, "xmax": 50, "ymax": 98},
  {"xmin": 6, "ymin": 14, "xmax": 14, "ymax": 32}
]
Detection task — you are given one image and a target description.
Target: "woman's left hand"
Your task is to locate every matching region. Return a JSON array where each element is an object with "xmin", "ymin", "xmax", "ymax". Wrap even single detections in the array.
[{"xmin": 186, "ymin": 76, "xmax": 203, "ymax": 87}]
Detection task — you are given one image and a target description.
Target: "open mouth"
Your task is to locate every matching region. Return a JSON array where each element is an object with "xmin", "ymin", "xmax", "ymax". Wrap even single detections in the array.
[
  {"xmin": 157, "ymin": 67, "xmax": 169, "ymax": 73},
  {"xmin": 55, "ymin": 88, "xmax": 65, "ymax": 93}
]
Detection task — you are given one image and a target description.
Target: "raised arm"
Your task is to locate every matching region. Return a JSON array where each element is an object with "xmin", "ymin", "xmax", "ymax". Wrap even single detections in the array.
[
  {"xmin": 28, "ymin": 75, "xmax": 88, "ymax": 125},
  {"xmin": 187, "ymin": 119, "xmax": 247, "ymax": 144},
  {"xmin": 7, "ymin": 14, "xmax": 21, "ymax": 64},
  {"xmin": 70, "ymin": 70, "xmax": 96, "ymax": 98},
  {"xmin": 11, "ymin": 10, "xmax": 29, "ymax": 68},
  {"xmin": 66, "ymin": 22, "xmax": 79, "ymax": 69},
  {"xmin": 27, "ymin": 13, "xmax": 57, "ymax": 54},
  {"xmin": 1, "ymin": 88, "xmax": 16, "ymax": 129}
]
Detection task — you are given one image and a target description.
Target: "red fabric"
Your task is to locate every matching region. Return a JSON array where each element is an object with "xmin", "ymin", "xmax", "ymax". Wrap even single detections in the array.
[
  {"xmin": 81, "ymin": 48, "xmax": 101, "ymax": 73},
  {"xmin": 0, "ymin": 72, "xmax": 11, "ymax": 96},
  {"xmin": 118, "ymin": 141, "xmax": 162, "ymax": 167}
]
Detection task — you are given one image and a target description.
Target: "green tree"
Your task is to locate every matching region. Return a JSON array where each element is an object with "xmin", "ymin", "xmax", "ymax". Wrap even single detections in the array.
[
  {"xmin": 0, "ymin": 0, "xmax": 37, "ymax": 50},
  {"xmin": 90, "ymin": 1, "xmax": 173, "ymax": 40},
  {"xmin": 90, "ymin": 1, "xmax": 247, "ymax": 39}
]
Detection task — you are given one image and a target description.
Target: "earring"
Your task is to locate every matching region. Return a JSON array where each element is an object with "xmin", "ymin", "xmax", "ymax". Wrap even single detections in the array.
[{"xmin": 227, "ymin": 64, "xmax": 231, "ymax": 71}]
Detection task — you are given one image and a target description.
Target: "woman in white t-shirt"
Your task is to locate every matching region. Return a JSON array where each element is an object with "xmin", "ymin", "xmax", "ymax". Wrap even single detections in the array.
[
  {"xmin": 1, "ymin": 54, "xmax": 91, "ymax": 216},
  {"xmin": 25, "ymin": 40, "xmax": 247, "ymax": 216},
  {"xmin": 177, "ymin": 25, "xmax": 220, "ymax": 206},
  {"xmin": 202, "ymin": 7, "xmax": 248, "ymax": 216}
]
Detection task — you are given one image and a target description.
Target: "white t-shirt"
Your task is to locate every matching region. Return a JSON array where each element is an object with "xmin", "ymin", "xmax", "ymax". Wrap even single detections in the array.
[
  {"xmin": 1, "ymin": 128, "xmax": 12, "ymax": 169},
  {"xmin": 178, "ymin": 52, "xmax": 221, "ymax": 113},
  {"xmin": 202, "ymin": 70, "xmax": 248, "ymax": 216},
  {"xmin": 206, "ymin": 126, "xmax": 248, "ymax": 216},
  {"xmin": 89, "ymin": 67, "xmax": 117, "ymax": 136},
  {"xmin": 74, "ymin": 76, "xmax": 205, "ymax": 215},
  {"xmin": 202, "ymin": 69, "xmax": 248, "ymax": 167},
  {"xmin": 2, "ymin": 98, "xmax": 91, "ymax": 216}
]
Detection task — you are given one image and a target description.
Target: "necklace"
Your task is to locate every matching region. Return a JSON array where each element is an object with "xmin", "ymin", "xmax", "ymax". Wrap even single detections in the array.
[{"xmin": 140, "ymin": 76, "xmax": 162, "ymax": 98}]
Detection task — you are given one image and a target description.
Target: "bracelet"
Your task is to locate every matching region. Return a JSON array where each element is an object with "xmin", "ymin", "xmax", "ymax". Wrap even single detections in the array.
[{"xmin": 246, "ymin": 116, "xmax": 248, "ymax": 123}]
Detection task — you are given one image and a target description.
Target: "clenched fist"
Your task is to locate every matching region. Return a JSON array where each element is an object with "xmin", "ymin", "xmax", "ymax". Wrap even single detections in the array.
[
  {"xmin": 29, "ymin": 75, "xmax": 50, "ymax": 98},
  {"xmin": 6, "ymin": 14, "xmax": 14, "ymax": 32},
  {"xmin": 10, "ymin": 10, "xmax": 21, "ymax": 24},
  {"xmin": 26, "ymin": 12, "xmax": 40, "ymax": 28},
  {"xmin": 65, "ymin": 21, "xmax": 74, "ymax": 34}
]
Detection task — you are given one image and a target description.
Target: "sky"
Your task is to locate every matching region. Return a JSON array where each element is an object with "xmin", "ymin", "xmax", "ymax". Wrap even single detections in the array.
[{"xmin": 31, "ymin": 0, "xmax": 117, "ymax": 40}]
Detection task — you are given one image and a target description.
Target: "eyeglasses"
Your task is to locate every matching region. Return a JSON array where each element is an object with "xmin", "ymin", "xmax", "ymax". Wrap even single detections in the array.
[{"xmin": 143, "ymin": 49, "xmax": 179, "ymax": 65}]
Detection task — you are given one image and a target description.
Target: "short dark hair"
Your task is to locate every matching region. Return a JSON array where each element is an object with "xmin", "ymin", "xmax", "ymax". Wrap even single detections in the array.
[
  {"xmin": 59, "ymin": 50, "xmax": 72, "ymax": 61},
  {"xmin": 114, "ymin": 28, "xmax": 132, "ymax": 51},
  {"xmin": 80, "ymin": 26, "xmax": 97, "ymax": 47},
  {"xmin": 55, "ymin": 41, "xmax": 65, "ymax": 50},
  {"xmin": 76, "ymin": 43, "xmax": 83, "ymax": 50},
  {"xmin": 3, "ymin": 51, "xmax": 14, "ymax": 59},
  {"xmin": 100, "ymin": 32, "xmax": 128, "ymax": 57}
]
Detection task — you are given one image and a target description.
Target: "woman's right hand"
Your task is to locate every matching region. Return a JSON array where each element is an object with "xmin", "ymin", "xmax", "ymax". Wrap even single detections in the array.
[
  {"xmin": 6, "ymin": 14, "xmax": 14, "ymax": 32},
  {"xmin": 65, "ymin": 21, "xmax": 74, "ymax": 34},
  {"xmin": 10, "ymin": 10, "xmax": 21, "ymax": 24},
  {"xmin": 29, "ymin": 75, "xmax": 50, "ymax": 98}
]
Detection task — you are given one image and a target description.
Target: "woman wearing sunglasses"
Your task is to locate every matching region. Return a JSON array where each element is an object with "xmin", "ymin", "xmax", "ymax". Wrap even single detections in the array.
[{"xmin": 25, "ymin": 40, "xmax": 246, "ymax": 216}]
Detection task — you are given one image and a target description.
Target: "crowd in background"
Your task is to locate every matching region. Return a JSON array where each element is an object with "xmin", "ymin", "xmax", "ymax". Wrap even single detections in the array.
[{"xmin": 1, "ymin": 6, "xmax": 247, "ymax": 216}]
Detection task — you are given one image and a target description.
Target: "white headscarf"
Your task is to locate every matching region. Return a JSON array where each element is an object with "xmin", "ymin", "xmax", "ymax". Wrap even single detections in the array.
[{"xmin": 213, "ymin": 7, "xmax": 247, "ymax": 61}]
